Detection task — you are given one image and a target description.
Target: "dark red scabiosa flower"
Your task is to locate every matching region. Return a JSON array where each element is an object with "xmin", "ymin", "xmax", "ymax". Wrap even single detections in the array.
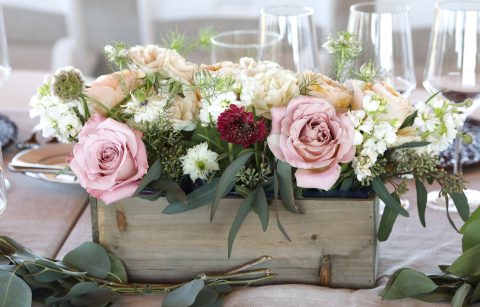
[{"xmin": 217, "ymin": 104, "xmax": 267, "ymax": 148}]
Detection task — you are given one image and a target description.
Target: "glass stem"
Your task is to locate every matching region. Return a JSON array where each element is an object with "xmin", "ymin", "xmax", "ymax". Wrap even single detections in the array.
[{"xmin": 453, "ymin": 130, "xmax": 463, "ymax": 175}]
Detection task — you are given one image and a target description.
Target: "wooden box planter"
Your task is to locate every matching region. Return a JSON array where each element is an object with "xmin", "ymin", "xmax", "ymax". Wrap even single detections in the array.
[{"xmin": 91, "ymin": 196, "xmax": 379, "ymax": 289}]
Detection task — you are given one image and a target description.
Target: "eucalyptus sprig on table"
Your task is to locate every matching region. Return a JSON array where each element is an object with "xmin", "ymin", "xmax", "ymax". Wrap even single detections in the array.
[
  {"xmin": 382, "ymin": 208, "xmax": 480, "ymax": 306},
  {"xmin": 0, "ymin": 236, "xmax": 275, "ymax": 307}
]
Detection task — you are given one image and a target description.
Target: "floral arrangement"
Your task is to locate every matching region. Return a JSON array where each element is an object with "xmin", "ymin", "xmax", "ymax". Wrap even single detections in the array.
[{"xmin": 30, "ymin": 32, "xmax": 471, "ymax": 255}]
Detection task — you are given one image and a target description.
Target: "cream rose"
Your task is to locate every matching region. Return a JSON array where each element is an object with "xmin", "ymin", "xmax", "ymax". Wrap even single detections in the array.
[
  {"xmin": 346, "ymin": 80, "xmax": 414, "ymax": 129},
  {"xmin": 86, "ymin": 70, "xmax": 144, "ymax": 114},
  {"xmin": 298, "ymin": 71, "xmax": 352, "ymax": 112},
  {"xmin": 129, "ymin": 45, "xmax": 198, "ymax": 84},
  {"xmin": 241, "ymin": 67, "xmax": 300, "ymax": 118},
  {"xmin": 169, "ymin": 91, "xmax": 201, "ymax": 131}
]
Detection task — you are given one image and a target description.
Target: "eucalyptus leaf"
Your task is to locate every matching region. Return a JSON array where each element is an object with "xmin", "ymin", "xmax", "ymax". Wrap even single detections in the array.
[
  {"xmin": 255, "ymin": 186, "xmax": 269, "ymax": 232},
  {"xmin": 162, "ymin": 279, "xmax": 205, "ymax": 307},
  {"xmin": 415, "ymin": 179, "xmax": 427, "ymax": 227},
  {"xmin": 134, "ymin": 159, "xmax": 162, "ymax": 195},
  {"xmin": 461, "ymin": 220, "xmax": 480, "ymax": 253},
  {"xmin": 150, "ymin": 178, "xmax": 186, "ymax": 203},
  {"xmin": 211, "ymin": 153, "xmax": 252, "ymax": 221},
  {"xmin": 0, "ymin": 270, "xmax": 32, "ymax": 307},
  {"xmin": 372, "ymin": 177, "xmax": 409, "ymax": 217},
  {"xmin": 393, "ymin": 141, "xmax": 430, "ymax": 150},
  {"xmin": 25, "ymin": 259, "xmax": 65, "ymax": 282},
  {"xmin": 62, "ymin": 242, "xmax": 111, "ymax": 279},
  {"xmin": 461, "ymin": 207, "xmax": 480, "ymax": 233},
  {"xmin": 45, "ymin": 282, "xmax": 98, "ymax": 305},
  {"xmin": 276, "ymin": 161, "xmax": 301, "ymax": 214},
  {"xmin": 191, "ymin": 287, "xmax": 218, "ymax": 307},
  {"xmin": 70, "ymin": 288, "xmax": 119, "ymax": 307},
  {"xmin": 470, "ymin": 282, "xmax": 480, "ymax": 304},
  {"xmin": 228, "ymin": 190, "xmax": 256, "ymax": 258},
  {"xmin": 451, "ymin": 283, "xmax": 471, "ymax": 307},
  {"xmin": 107, "ymin": 253, "xmax": 128, "ymax": 284},
  {"xmin": 446, "ymin": 244, "xmax": 480, "ymax": 280},
  {"xmin": 450, "ymin": 192, "xmax": 470, "ymax": 222},
  {"xmin": 378, "ymin": 204, "xmax": 399, "ymax": 241},
  {"xmin": 399, "ymin": 110, "xmax": 418, "ymax": 129},
  {"xmin": 413, "ymin": 289, "xmax": 453, "ymax": 303},
  {"xmin": 382, "ymin": 268, "xmax": 438, "ymax": 300},
  {"xmin": 0, "ymin": 236, "xmax": 40, "ymax": 261},
  {"xmin": 163, "ymin": 179, "xmax": 221, "ymax": 214}
]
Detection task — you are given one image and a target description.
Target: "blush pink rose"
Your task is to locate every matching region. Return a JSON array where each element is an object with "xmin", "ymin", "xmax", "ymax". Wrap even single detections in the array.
[
  {"xmin": 69, "ymin": 114, "xmax": 149, "ymax": 204},
  {"xmin": 268, "ymin": 96, "xmax": 355, "ymax": 190}
]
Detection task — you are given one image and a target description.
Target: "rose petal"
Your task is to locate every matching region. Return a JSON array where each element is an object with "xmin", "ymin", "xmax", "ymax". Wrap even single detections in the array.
[
  {"xmin": 295, "ymin": 164, "xmax": 341, "ymax": 190},
  {"xmin": 95, "ymin": 181, "xmax": 141, "ymax": 205}
]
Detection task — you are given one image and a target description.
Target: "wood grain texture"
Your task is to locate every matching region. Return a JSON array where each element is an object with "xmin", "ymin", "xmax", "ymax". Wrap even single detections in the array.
[{"xmin": 93, "ymin": 196, "xmax": 378, "ymax": 288}]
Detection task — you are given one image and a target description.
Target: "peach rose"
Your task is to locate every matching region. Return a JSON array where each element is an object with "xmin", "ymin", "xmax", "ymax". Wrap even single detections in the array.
[
  {"xmin": 268, "ymin": 96, "xmax": 355, "ymax": 190},
  {"xmin": 86, "ymin": 70, "xmax": 144, "ymax": 114},
  {"xmin": 68, "ymin": 114, "xmax": 148, "ymax": 204}
]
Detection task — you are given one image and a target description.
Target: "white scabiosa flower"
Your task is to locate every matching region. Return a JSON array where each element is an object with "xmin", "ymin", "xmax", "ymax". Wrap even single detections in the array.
[{"xmin": 180, "ymin": 143, "xmax": 220, "ymax": 182}]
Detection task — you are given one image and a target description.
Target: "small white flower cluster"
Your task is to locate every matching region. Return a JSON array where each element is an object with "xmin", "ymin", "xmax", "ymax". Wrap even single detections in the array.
[
  {"xmin": 124, "ymin": 95, "xmax": 167, "ymax": 124},
  {"xmin": 349, "ymin": 94, "xmax": 399, "ymax": 181},
  {"xmin": 180, "ymin": 142, "xmax": 219, "ymax": 182},
  {"xmin": 30, "ymin": 68, "xmax": 89, "ymax": 143},
  {"xmin": 199, "ymin": 91, "xmax": 238, "ymax": 126},
  {"xmin": 413, "ymin": 99, "xmax": 465, "ymax": 153}
]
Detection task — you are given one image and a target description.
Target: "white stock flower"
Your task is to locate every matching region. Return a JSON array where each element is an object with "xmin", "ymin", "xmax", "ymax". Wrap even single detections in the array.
[
  {"xmin": 352, "ymin": 156, "xmax": 375, "ymax": 181},
  {"xmin": 362, "ymin": 94, "xmax": 380, "ymax": 113},
  {"xmin": 180, "ymin": 142, "xmax": 220, "ymax": 182}
]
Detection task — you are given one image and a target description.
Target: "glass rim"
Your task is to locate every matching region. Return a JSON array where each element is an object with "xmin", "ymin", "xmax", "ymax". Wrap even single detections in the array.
[
  {"xmin": 350, "ymin": 2, "xmax": 410, "ymax": 15},
  {"xmin": 210, "ymin": 30, "xmax": 281, "ymax": 49},
  {"xmin": 436, "ymin": 0, "xmax": 480, "ymax": 12},
  {"xmin": 260, "ymin": 5, "xmax": 314, "ymax": 17}
]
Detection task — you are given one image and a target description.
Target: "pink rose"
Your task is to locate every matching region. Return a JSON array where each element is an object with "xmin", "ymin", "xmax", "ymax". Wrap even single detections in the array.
[
  {"xmin": 69, "ymin": 114, "xmax": 149, "ymax": 204},
  {"xmin": 86, "ymin": 70, "xmax": 144, "ymax": 114},
  {"xmin": 268, "ymin": 96, "xmax": 355, "ymax": 190}
]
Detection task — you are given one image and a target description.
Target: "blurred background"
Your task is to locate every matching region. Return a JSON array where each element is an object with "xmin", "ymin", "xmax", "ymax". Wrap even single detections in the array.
[{"xmin": 4, "ymin": 0, "xmax": 436, "ymax": 80}]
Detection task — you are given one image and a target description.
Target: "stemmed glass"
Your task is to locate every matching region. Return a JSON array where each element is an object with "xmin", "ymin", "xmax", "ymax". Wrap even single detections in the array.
[
  {"xmin": 0, "ymin": 144, "xmax": 7, "ymax": 215},
  {"xmin": 210, "ymin": 30, "xmax": 281, "ymax": 63},
  {"xmin": 0, "ymin": 1, "xmax": 9, "ymax": 85},
  {"xmin": 347, "ymin": 2, "xmax": 416, "ymax": 97},
  {"xmin": 424, "ymin": 0, "xmax": 480, "ymax": 209},
  {"xmin": 259, "ymin": 5, "xmax": 319, "ymax": 72}
]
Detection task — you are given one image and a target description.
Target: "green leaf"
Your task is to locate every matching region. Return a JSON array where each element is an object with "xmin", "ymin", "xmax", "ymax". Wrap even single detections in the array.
[
  {"xmin": 372, "ymin": 177, "xmax": 409, "ymax": 217},
  {"xmin": 254, "ymin": 186, "xmax": 269, "ymax": 232},
  {"xmin": 382, "ymin": 268, "xmax": 438, "ymax": 300},
  {"xmin": 450, "ymin": 192, "xmax": 470, "ymax": 222},
  {"xmin": 399, "ymin": 110, "xmax": 418, "ymax": 129},
  {"xmin": 378, "ymin": 204, "xmax": 399, "ymax": 241},
  {"xmin": 228, "ymin": 190, "xmax": 256, "ymax": 258},
  {"xmin": 451, "ymin": 283, "xmax": 471, "ymax": 307},
  {"xmin": 64, "ymin": 281, "xmax": 98, "ymax": 298},
  {"xmin": 461, "ymin": 207, "xmax": 480, "ymax": 233},
  {"xmin": 0, "ymin": 270, "xmax": 32, "ymax": 307},
  {"xmin": 163, "ymin": 179, "xmax": 220, "ymax": 214},
  {"xmin": 470, "ymin": 282, "xmax": 480, "ymax": 304},
  {"xmin": 393, "ymin": 141, "xmax": 430, "ymax": 150},
  {"xmin": 134, "ymin": 159, "xmax": 162, "ymax": 195},
  {"xmin": 70, "ymin": 288, "xmax": 119, "ymax": 307},
  {"xmin": 462, "ymin": 220, "xmax": 480, "ymax": 253},
  {"xmin": 62, "ymin": 242, "xmax": 111, "ymax": 279},
  {"xmin": 339, "ymin": 176, "xmax": 353, "ymax": 192},
  {"xmin": 211, "ymin": 153, "xmax": 252, "ymax": 221},
  {"xmin": 446, "ymin": 244, "xmax": 480, "ymax": 280},
  {"xmin": 415, "ymin": 179, "xmax": 427, "ymax": 227},
  {"xmin": 276, "ymin": 161, "xmax": 302, "ymax": 214},
  {"xmin": 25, "ymin": 259, "xmax": 65, "ymax": 282},
  {"xmin": 107, "ymin": 253, "xmax": 128, "ymax": 284},
  {"xmin": 150, "ymin": 178, "xmax": 186, "ymax": 203},
  {"xmin": 162, "ymin": 279, "xmax": 205, "ymax": 307},
  {"xmin": 191, "ymin": 287, "xmax": 218, "ymax": 307},
  {"xmin": 413, "ymin": 289, "xmax": 453, "ymax": 302}
]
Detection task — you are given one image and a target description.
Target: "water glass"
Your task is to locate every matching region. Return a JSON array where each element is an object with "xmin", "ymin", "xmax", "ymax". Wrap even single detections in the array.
[
  {"xmin": 0, "ymin": 2, "xmax": 10, "ymax": 86},
  {"xmin": 347, "ymin": 2, "xmax": 416, "ymax": 97},
  {"xmin": 210, "ymin": 30, "xmax": 281, "ymax": 64},
  {"xmin": 259, "ymin": 5, "xmax": 319, "ymax": 71},
  {"xmin": 0, "ymin": 145, "xmax": 7, "ymax": 215}
]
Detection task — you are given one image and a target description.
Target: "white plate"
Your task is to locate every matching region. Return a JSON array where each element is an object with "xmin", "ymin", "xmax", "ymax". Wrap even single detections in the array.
[{"xmin": 25, "ymin": 172, "xmax": 77, "ymax": 185}]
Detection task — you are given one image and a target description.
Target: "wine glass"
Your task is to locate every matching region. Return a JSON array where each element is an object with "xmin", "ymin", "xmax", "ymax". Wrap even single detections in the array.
[
  {"xmin": 210, "ymin": 30, "xmax": 281, "ymax": 64},
  {"xmin": 347, "ymin": 2, "xmax": 416, "ymax": 97},
  {"xmin": 259, "ymin": 5, "xmax": 319, "ymax": 72},
  {"xmin": 424, "ymin": 0, "xmax": 480, "ymax": 210},
  {"xmin": 0, "ymin": 144, "xmax": 7, "ymax": 215},
  {"xmin": 0, "ymin": 1, "xmax": 10, "ymax": 85}
]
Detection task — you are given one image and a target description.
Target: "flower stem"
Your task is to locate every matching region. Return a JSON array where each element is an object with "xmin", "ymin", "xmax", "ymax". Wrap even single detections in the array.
[
  {"xmin": 254, "ymin": 142, "xmax": 261, "ymax": 169},
  {"xmin": 228, "ymin": 143, "xmax": 234, "ymax": 162}
]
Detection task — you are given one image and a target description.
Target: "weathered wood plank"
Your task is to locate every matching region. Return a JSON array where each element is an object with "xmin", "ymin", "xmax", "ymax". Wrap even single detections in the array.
[{"xmin": 93, "ymin": 196, "xmax": 378, "ymax": 288}]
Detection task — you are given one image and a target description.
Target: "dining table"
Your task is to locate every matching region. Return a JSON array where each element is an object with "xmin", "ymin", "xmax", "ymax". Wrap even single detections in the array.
[{"xmin": 0, "ymin": 69, "xmax": 479, "ymax": 306}]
